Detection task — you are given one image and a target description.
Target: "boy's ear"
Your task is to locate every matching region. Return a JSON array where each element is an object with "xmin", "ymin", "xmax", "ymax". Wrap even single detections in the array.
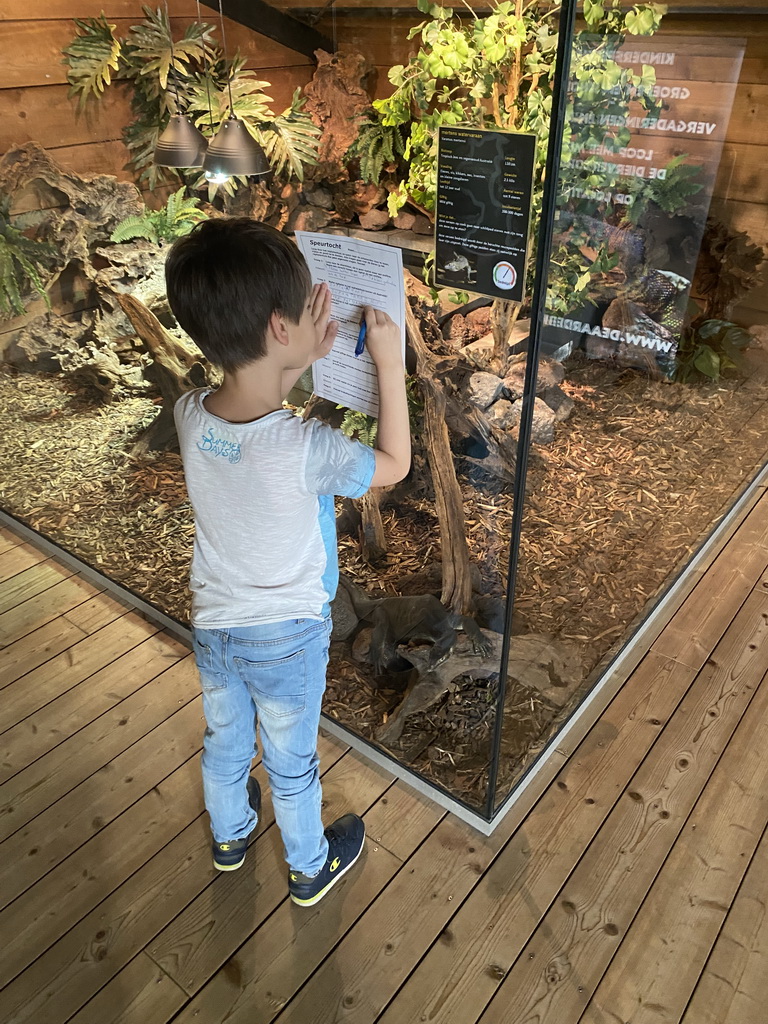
[{"xmin": 269, "ymin": 310, "xmax": 291, "ymax": 347}]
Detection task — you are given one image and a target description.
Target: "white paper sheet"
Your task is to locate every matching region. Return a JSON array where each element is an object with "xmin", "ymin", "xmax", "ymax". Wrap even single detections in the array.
[{"xmin": 295, "ymin": 232, "xmax": 406, "ymax": 418}]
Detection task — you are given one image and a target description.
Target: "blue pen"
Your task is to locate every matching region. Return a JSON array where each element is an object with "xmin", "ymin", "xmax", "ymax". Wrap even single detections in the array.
[{"xmin": 354, "ymin": 314, "xmax": 367, "ymax": 357}]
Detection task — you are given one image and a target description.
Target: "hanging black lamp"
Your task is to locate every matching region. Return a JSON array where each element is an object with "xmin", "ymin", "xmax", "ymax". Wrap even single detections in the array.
[
  {"xmin": 201, "ymin": 0, "xmax": 271, "ymax": 181},
  {"xmin": 203, "ymin": 117, "xmax": 270, "ymax": 179},
  {"xmin": 153, "ymin": 0, "xmax": 208, "ymax": 168},
  {"xmin": 154, "ymin": 114, "xmax": 208, "ymax": 167}
]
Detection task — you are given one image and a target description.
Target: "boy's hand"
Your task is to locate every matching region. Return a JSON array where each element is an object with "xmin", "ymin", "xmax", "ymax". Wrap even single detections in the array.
[
  {"xmin": 363, "ymin": 306, "xmax": 403, "ymax": 369},
  {"xmin": 310, "ymin": 283, "xmax": 338, "ymax": 362}
]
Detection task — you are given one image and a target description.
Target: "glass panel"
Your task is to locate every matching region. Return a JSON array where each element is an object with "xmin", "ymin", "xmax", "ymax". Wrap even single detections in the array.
[{"xmin": 495, "ymin": 15, "xmax": 768, "ymax": 810}]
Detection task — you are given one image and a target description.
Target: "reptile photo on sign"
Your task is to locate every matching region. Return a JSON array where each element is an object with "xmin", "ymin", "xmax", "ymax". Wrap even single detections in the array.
[{"xmin": 434, "ymin": 127, "xmax": 536, "ymax": 303}]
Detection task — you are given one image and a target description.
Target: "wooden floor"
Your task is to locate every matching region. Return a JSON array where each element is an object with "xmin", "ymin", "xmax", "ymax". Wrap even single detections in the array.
[{"xmin": 1, "ymin": 491, "xmax": 768, "ymax": 1024}]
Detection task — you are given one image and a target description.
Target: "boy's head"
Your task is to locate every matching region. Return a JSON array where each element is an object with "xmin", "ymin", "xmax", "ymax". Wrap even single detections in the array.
[{"xmin": 165, "ymin": 217, "xmax": 312, "ymax": 372}]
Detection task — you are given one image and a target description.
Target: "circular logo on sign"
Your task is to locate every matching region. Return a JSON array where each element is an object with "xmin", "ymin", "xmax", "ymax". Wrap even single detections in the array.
[{"xmin": 493, "ymin": 261, "xmax": 517, "ymax": 291}]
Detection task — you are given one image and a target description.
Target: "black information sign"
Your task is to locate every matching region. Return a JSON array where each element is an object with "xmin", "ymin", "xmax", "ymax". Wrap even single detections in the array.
[{"xmin": 434, "ymin": 126, "xmax": 536, "ymax": 303}]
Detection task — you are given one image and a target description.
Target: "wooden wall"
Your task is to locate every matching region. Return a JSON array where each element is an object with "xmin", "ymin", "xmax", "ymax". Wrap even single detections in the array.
[
  {"xmin": 302, "ymin": 1, "xmax": 768, "ymax": 326},
  {"xmin": 0, "ymin": 1, "xmax": 315, "ymax": 348},
  {"xmin": 0, "ymin": 1, "xmax": 314, "ymax": 200}
]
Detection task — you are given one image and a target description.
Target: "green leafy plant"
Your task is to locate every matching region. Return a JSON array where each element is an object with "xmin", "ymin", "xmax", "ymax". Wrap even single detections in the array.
[
  {"xmin": 354, "ymin": 0, "xmax": 672, "ymax": 320},
  {"xmin": 0, "ymin": 198, "xmax": 56, "ymax": 319},
  {"xmin": 676, "ymin": 317, "xmax": 753, "ymax": 382},
  {"xmin": 110, "ymin": 186, "xmax": 207, "ymax": 244},
  {"xmin": 63, "ymin": 7, "xmax": 320, "ymax": 191},
  {"xmin": 338, "ymin": 376, "xmax": 423, "ymax": 446},
  {"xmin": 62, "ymin": 14, "xmax": 122, "ymax": 111}
]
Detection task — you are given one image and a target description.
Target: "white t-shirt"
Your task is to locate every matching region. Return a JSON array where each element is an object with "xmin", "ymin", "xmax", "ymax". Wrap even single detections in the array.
[{"xmin": 174, "ymin": 390, "xmax": 376, "ymax": 628}]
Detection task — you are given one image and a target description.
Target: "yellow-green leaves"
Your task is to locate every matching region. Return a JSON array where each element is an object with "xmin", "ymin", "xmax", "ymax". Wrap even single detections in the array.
[{"xmin": 63, "ymin": 15, "xmax": 122, "ymax": 111}]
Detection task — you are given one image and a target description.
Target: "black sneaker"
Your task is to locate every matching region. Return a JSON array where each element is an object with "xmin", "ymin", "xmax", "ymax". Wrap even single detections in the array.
[
  {"xmin": 212, "ymin": 775, "xmax": 262, "ymax": 872},
  {"xmin": 288, "ymin": 813, "xmax": 365, "ymax": 907}
]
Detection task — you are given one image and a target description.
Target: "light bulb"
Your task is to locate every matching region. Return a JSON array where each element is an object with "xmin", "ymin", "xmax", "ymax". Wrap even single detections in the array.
[{"xmin": 205, "ymin": 170, "xmax": 231, "ymax": 185}]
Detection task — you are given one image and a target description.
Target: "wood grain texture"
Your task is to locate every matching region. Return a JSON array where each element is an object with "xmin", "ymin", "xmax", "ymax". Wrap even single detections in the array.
[
  {"xmin": 0, "ymin": 693, "xmax": 204, "ymax": 910},
  {"xmin": 375, "ymin": 652, "xmax": 698, "ymax": 1024},
  {"xmin": 0, "ymin": 633, "xmax": 185, "ymax": 787},
  {"xmin": 0, "ymin": 18, "xmax": 310, "ymax": 90},
  {"xmin": 0, "ymin": 540, "xmax": 48, "ymax": 582},
  {"xmin": 0, "ymin": 614, "xmax": 89, "ymax": 688},
  {"xmin": 0, "ymin": 734, "xmax": 346, "ymax": 1024},
  {"xmin": 147, "ymin": 752, "xmax": 394, "ymax": 995},
  {"xmin": 0, "ymin": 573, "xmax": 103, "ymax": 645},
  {"xmin": 682, "ymin": 826, "xmax": 768, "ymax": 1024},
  {"xmin": 581, "ymin": 672, "xmax": 768, "ymax": 1023},
  {"xmin": 171, "ymin": 784, "xmax": 443, "ymax": 1024},
  {"xmin": 475, "ymin": 587, "xmax": 768, "ymax": 1024},
  {"xmin": 0, "ymin": 654, "xmax": 196, "ymax": 843}
]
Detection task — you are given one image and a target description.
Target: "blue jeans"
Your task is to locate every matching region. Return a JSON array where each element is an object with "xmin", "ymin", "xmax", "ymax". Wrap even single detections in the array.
[{"xmin": 191, "ymin": 617, "xmax": 331, "ymax": 876}]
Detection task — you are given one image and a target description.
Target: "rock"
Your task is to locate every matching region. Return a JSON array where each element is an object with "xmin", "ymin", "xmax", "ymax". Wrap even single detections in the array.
[
  {"xmin": 223, "ymin": 180, "xmax": 274, "ymax": 221},
  {"xmin": 542, "ymin": 384, "xmax": 575, "ymax": 421},
  {"xmin": 446, "ymin": 315, "xmax": 473, "ymax": 346},
  {"xmin": 303, "ymin": 51, "xmax": 375, "ymax": 169},
  {"xmin": 502, "ymin": 354, "xmax": 566, "ymax": 400},
  {"xmin": 506, "ymin": 634, "xmax": 582, "ymax": 707},
  {"xmin": 467, "ymin": 371, "xmax": 504, "ymax": 409},
  {"xmin": 393, "ymin": 210, "xmax": 416, "ymax": 230},
  {"xmin": 466, "ymin": 306, "xmax": 493, "ymax": 336},
  {"xmin": 332, "ymin": 181, "xmax": 387, "ymax": 220},
  {"xmin": 487, "ymin": 398, "xmax": 520, "ymax": 431},
  {"xmin": 359, "ymin": 208, "xmax": 390, "ymax": 230},
  {"xmin": 529, "ymin": 397, "xmax": 557, "ymax": 444},
  {"xmin": 411, "ymin": 214, "xmax": 433, "ymax": 235},
  {"xmin": 303, "ymin": 185, "xmax": 334, "ymax": 210},
  {"xmin": 748, "ymin": 324, "xmax": 768, "ymax": 350},
  {"xmin": 330, "ymin": 583, "xmax": 359, "ymax": 641},
  {"xmin": 287, "ymin": 205, "xmax": 332, "ymax": 233},
  {"xmin": 352, "ymin": 627, "xmax": 372, "ymax": 663}
]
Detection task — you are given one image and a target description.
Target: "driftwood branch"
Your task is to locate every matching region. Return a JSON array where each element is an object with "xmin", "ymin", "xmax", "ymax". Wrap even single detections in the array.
[
  {"xmin": 116, "ymin": 293, "xmax": 211, "ymax": 453},
  {"xmin": 406, "ymin": 299, "xmax": 473, "ymax": 614}
]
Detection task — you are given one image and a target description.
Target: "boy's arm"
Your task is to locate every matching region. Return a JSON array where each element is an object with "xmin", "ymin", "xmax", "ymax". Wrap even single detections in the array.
[{"xmin": 365, "ymin": 306, "xmax": 411, "ymax": 488}]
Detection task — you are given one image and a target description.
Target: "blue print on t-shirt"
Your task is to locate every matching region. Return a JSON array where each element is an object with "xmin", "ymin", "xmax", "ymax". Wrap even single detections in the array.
[{"xmin": 197, "ymin": 427, "xmax": 242, "ymax": 464}]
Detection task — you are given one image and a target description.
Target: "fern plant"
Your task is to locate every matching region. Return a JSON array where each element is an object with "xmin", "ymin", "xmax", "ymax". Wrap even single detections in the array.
[
  {"xmin": 63, "ymin": 7, "xmax": 320, "ymax": 192},
  {"xmin": 0, "ymin": 198, "xmax": 56, "ymax": 319},
  {"xmin": 110, "ymin": 187, "xmax": 207, "ymax": 244}
]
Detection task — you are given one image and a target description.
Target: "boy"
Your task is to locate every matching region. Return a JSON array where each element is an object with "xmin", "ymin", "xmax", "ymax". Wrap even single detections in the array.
[{"xmin": 166, "ymin": 217, "xmax": 410, "ymax": 907}]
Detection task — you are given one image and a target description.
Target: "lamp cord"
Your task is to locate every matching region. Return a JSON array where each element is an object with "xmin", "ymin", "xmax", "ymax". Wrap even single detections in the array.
[
  {"xmin": 195, "ymin": 0, "xmax": 216, "ymax": 133},
  {"xmin": 216, "ymin": 0, "xmax": 236, "ymax": 117}
]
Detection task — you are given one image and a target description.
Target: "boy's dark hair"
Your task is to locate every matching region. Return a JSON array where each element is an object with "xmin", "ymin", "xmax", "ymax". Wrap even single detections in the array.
[{"xmin": 165, "ymin": 217, "xmax": 311, "ymax": 372}]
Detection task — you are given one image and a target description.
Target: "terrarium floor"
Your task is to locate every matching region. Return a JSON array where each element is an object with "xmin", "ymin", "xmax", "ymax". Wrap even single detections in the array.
[{"xmin": 1, "ymin": 489, "xmax": 767, "ymax": 1024}]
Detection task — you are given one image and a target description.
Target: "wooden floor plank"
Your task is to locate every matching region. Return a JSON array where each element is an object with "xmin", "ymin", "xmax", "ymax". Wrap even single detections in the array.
[
  {"xmin": 267, "ymin": 813, "xmax": 509, "ymax": 1024},
  {"xmin": 147, "ymin": 754, "xmax": 396, "ymax": 996},
  {"xmin": 0, "ymin": 559, "xmax": 74, "ymax": 616},
  {"xmin": 62, "ymin": 590, "xmax": 133, "ymax": 634},
  {"xmin": 0, "ymin": 526, "xmax": 23, "ymax": 554},
  {"xmin": 682, "ymin": 826, "xmax": 768, "ymax": 1024},
  {"xmin": 0, "ymin": 613, "xmax": 167, "ymax": 736},
  {"xmin": 581, "ymin": 673, "xmax": 768, "ymax": 1023},
  {"xmin": 0, "ymin": 629, "xmax": 186, "ymax": 786},
  {"xmin": 0, "ymin": 754, "xmax": 204, "ymax": 991},
  {"xmin": 169, "ymin": 784, "xmax": 444, "ymax": 1024},
  {"xmin": 67, "ymin": 953, "xmax": 189, "ymax": 1024},
  {"xmin": 0, "ymin": 614, "xmax": 89, "ymax": 688},
  {"xmin": 472, "ymin": 589, "xmax": 768, "ymax": 1024},
  {"xmin": 0, "ymin": 656, "xmax": 197, "ymax": 843},
  {"xmin": 0, "ymin": 540, "xmax": 49, "ymax": 583},
  {"xmin": 373, "ymin": 650, "xmax": 699, "ymax": 1024},
  {"xmin": 0, "ymin": 574, "xmax": 104, "ymax": 646},
  {"xmin": 653, "ymin": 494, "xmax": 768, "ymax": 667},
  {"xmin": 0, "ymin": 687, "xmax": 204, "ymax": 909},
  {"xmin": 0, "ymin": 734, "xmax": 347, "ymax": 1024}
]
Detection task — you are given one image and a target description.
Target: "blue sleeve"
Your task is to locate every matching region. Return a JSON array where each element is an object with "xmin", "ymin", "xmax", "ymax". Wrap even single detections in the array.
[{"xmin": 304, "ymin": 420, "xmax": 376, "ymax": 498}]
